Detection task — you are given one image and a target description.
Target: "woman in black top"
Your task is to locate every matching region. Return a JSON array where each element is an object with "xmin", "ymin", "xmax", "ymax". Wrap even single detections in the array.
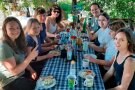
[{"xmin": 103, "ymin": 28, "xmax": 135, "ymax": 90}]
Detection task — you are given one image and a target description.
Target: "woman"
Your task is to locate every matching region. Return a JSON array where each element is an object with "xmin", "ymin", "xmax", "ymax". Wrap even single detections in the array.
[
  {"xmin": 103, "ymin": 28, "xmax": 135, "ymax": 90},
  {"xmin": 89, "ymin": 12, "xmax": 112, "ymax": 54},
  {"xmin": 25, "ymin": 18, "xmax": 55, "ymax": 79},
  {"xmin": 84, "ymin": 20, "xmax": 126, "ymax": 76},
  {"xmin": 88, "ymin": 3, "xmax": 102, "ymax": 33},
  {"xmin": 0, "ymin": 17, "xmax": 38, "ymax": 90},
  {"xmin": 45, "ymin": 4, "xmax": 62, "ymax": 38},
  {"xmin": 34, "ymin": 7, "xmax": 58, "ymax": 45}
]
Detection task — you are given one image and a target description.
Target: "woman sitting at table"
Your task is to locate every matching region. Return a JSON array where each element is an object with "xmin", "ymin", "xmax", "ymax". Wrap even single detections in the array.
[
  {"xmin": 25, "ymin": 18, "xmax": 55, "ymax": 79},
  {"xmin": 84, "ymin": 20, "xmax": 126, "ymax": 76},
  {"xmin": 103, "ymin": 28, "xmax": 135, "ymax": 90},
  {"xmin": 0, "ymin": 17, "xmax": 38, "ymax": 90},
  {"xmin": 88, "ymin": 12, "xmax": 112, "ymax": 58},
  {"xmin": 88, "ymin": 3, "xmax": 102, "ymax": 33},
  {"xmin": 34, "ymin": 7, "xmax": 58, "ymax": 46},
  {"xmin": 45, "ymin": 4, "xmax": 63, "ymax": 38}
]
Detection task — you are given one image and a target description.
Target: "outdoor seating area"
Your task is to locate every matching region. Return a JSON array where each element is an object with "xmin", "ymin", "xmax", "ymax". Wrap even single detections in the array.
[{"xmin": 0, "ymin": 0, "xmax": 135, "ymax": 90}]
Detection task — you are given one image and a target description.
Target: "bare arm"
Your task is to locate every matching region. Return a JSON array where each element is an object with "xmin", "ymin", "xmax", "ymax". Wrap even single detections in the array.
[
  {"xmin": 107, "ymin": 57, "xmax": 135, "ymax": 90},
  {"xmin": 89, "ymin": 43, "xmax": 105, "ymax": 53},
  {"xmin": 2, "ymin": 46, "xmax": 38, "ymax": 76},
  {"xmin": 95, "ymin": 56, "xmax": 114, "ymax": 66},
  {"xmin": 27, "ymin": 46, "xmax": 54, "ymax": 61},
  {"xmin": 45, "ymin": 17, "xmax": 57, "ymax": 38},
  {"xmin": 103, "ymin": 61, "xmax": 115, "ymax": 82}
]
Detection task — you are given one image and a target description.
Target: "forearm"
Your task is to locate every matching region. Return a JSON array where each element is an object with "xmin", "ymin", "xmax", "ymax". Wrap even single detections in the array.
[
  {"xmin": 107, "ymin": 85, "xmax": 126, "ymax": 90},
  {"xmin": 103, "ymin": 72, "xmax": 113, "ymax": 83},
  {"xmin": 11, "ymin": 57, "xmax": 32, "ymax": 76},
  {"xmin": 96, "ymin": 59, "xmax": 112, "ymax": 66},
  {"xmin": 37, "ymin": 55, "xmax": 48, "ymax": 61},
  {"xmin": 90, "ymin": 44, "xmax": 105, "ymax": 53},
  {"xmin": 46, "ymin": 32, "xmax": 56, "ymax": 37},
  {"xmin": 26, "ymin": 65, "xmax": 35, "ymax": 73},
  {"xmin": 42, "ymin": 46, "xmax": 53, "ymax": 51}
]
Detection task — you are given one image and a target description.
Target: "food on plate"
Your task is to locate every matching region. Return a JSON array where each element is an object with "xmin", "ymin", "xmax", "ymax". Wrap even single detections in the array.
[
  {"xmin": 79, "ymin": 69, "xmax": 95, "ymax": 78},
  {"xmin": 49, "ymin": 50, "xmax": 61, "ymax": 56},
  {"xmin": 41, "ymin": 76, "xmax": 54, "ymax": 86}
]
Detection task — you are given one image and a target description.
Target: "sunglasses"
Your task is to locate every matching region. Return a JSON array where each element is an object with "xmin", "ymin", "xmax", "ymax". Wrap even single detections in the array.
[{"xmin": 53, "ymin": 10, "xmax": 60, "ymax": 13}]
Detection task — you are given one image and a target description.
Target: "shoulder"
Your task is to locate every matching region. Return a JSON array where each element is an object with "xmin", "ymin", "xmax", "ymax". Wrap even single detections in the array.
[
  {"xmin": 125, "ymin": 55, "xmax": 135, "ymax": 65},
  {"xmin": 46, "ymin": 16, "xmax": 51, "ymax": 21},
  {"xmin": 0, "ymin": 41, "xmax": 14, "ymax": 61},
  {"xmin": 0, "ymin": 41, "xmax": 11, "ymax": 50},
  {"xmin": 25, "ymin": 34, "xmax": 33, "ymax": 41}
]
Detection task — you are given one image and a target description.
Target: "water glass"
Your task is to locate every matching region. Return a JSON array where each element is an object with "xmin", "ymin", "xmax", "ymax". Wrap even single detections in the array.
[
  {"xmin": 84, "ymin": 75, "xmax": 94, "ymax": 87},
  {"xmin": 83, "ymin": 40, "xmax": 88, "ymax": 51},
  {"xmin": 82, "ymin": 59, "xmax": 89, "ymax": 68},
  {"xmin": 67, "ymin": 75, "xmax": 77, "ymax": 88},
  {"xmin": 67, "ymin": 48, "xmax": 72, "ymax": 60}
]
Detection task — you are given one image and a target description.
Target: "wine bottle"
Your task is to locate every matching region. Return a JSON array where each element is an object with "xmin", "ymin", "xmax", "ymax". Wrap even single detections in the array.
[{"xmin": 82, "ymin": 18, "xmax": 87, "ymax": 33}]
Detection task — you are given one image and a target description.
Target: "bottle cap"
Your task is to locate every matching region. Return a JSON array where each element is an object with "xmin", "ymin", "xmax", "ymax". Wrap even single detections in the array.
[{"xmin": 71, "ymin": 60, "xmax": 75, "ymax": 64}]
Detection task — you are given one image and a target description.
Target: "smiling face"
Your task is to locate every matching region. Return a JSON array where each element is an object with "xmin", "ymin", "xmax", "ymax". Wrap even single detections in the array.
[
  {"xmin": 36, "ymin": 14, "xmax": 46, "ymax": 23},
  {"xmin": 114, "ymin": 32, "xmax": 128, "ymax": 51},
  {"xmin": 51, "ymin": 9, "xmax": 60, "ymax": 18},
  {"xmin": 6, "ymin": 21, "xmax": 21, "ymax": 41},
  {"xmin": 90, "ymin": 5, "xmax": 100, "ymax": 18},
  {"xmin": 98, "ymin": 15, "xmax": 108, "ymax": 29},
  {"xmin": 29, "ymin": 22, "xmax": 40, "ymax": 36}
]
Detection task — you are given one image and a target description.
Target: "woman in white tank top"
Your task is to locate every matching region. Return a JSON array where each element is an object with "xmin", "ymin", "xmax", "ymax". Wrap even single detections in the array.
[{"xmin": 45, "ymin": 5, "xmax": 62, "ymax": 38}]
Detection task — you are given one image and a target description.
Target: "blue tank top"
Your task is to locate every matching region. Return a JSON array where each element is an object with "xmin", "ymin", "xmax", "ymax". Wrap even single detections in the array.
[
  {"xmin": 39, "ymin": 23, "xmax": 46, "ymax": 44},
  {"xmin": 113, "ymin": 52, "xmax": 135, "ymax": 90}
]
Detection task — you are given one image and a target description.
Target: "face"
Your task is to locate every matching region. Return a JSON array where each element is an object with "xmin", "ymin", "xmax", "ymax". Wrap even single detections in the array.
[
  {"xmin": 109, "ymin": 30, "xmax": 116, "ymax": 38},
  {"xmin": 29, "ymin": 22, "xmax": 40, "ymax": 36},
  {"xmin": 90, "ymin": 5, "xmax": 100, "ymax": 17},
  {"xmin": 114, "ymin": 32, "xmax": 128, "ymax": 51},
  {"xmin": 6, "ymin": 21, "xmax": 21, "ymax": 41},
  {"xmin": 36, "ymin": 14, "xmax": 46, "ymax": 23},
  {"xmin": 51, "ymin": 9, "xmax": 60, "ymax": 18},
  {"xmin": 98, "ymin": 15, "xmax": 108, "ymax": 29}
]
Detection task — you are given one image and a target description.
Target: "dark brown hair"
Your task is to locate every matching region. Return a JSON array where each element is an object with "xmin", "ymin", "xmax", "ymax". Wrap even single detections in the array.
[
  {"xmin": 34, "ymin": 7, "xmax": 46, "ymax": 18},
  {"xmin": 116, "ymin": 28, "xmax": 135, "ymax": 53},
  {"xmin": 109, "ymin": 20, "xmax": 126, "ymax": 32},
  {"xmin": 2, "ymin": 17, "xmax": 26, "ymax": 53},
  {"xmin": 47, "ymin": 4, "xmax": 62, "ymax": 23},
  {"xmin": 90, "ymin": 3, "xmax": 103, "ymax": 13}
]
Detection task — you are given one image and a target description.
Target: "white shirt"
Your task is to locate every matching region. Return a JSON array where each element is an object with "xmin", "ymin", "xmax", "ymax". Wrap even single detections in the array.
[
  {"xmin": 105, "ymin": 39, "xmax": 117, "ymax": 61},
  {"xmin": 95, "ymin": 27, "xmax": 112, "ymax": 47}
]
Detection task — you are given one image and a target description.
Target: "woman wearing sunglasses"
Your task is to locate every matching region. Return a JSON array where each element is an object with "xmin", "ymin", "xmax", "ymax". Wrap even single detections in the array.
[{"xmin": 45, "ymin": 4, "xmax": 62, "ymax": 38}]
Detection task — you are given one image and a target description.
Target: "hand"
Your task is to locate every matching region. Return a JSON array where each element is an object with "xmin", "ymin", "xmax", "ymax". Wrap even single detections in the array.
[
  {"xmin": 46, "ymin": 53, "xmax": 54, "ymax": 58},
  {"xmin": 84, "ymin": 54, "xmax": 96, "ymax": 63},
  {"xmin": 30, "ymin": 70, "xmax": 37, "ymax": 80},
  {"xmin": 27, "ymin": 46, "xmax": 39, "ymax": 61},
  {"xmin": 52, "ymin": 39, "xmax": 59, "ymax": 45},
  {"xmin": 50, "ymin": 45, "xmax": 55, "ymax": 50},
  {"xmin": 89, "ymin": 43, "xmax": 95, "ymax": 48}
]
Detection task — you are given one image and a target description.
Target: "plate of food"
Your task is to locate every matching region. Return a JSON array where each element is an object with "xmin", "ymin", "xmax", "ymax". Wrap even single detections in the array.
[
  {"xmin": 39, "ymin": 76, "xmax": 56, "ymax": 89},
  {"xmin": 49, "ymin": 50, "xmax": 61, "ymax": 56},
  {"xmin": 78, "ymin": 69, "xmax": 95, "ymax": 79},
  {"xmin": 84, "ymin": 54, "xmax": 97, "ymax": 59}
]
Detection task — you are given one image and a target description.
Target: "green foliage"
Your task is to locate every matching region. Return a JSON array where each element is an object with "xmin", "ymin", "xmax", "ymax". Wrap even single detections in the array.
[{"xmin": 77, "ymin": 0, "xmax": 135, "ymax": 23}]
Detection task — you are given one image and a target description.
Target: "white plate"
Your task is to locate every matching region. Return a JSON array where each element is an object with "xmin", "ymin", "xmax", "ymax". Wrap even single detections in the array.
[
  {"xmin": 44, "ymin": 79, "xmax": 56, "ymax": 89},
  {"xmin": 78, "ymin": 69, "xmax": 95, "ymax": 79},
  {"xmin": 84, "ymin": 54, "xmax": 97, "ymax": 59},
  {"xmin": 38, "ymin": 77, "xmax": 56, "ymax": 89}
]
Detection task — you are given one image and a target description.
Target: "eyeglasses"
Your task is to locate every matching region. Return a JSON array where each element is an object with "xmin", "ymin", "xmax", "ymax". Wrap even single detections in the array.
[{"xmin": 53, "ymin": 11, "xmax": 60, "ymax": 13}]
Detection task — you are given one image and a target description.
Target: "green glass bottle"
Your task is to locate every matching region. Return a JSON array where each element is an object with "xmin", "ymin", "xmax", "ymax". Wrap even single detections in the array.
[{"xmin": 82, "ymin": 18, "xmax": 87, "ymax": 33}]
